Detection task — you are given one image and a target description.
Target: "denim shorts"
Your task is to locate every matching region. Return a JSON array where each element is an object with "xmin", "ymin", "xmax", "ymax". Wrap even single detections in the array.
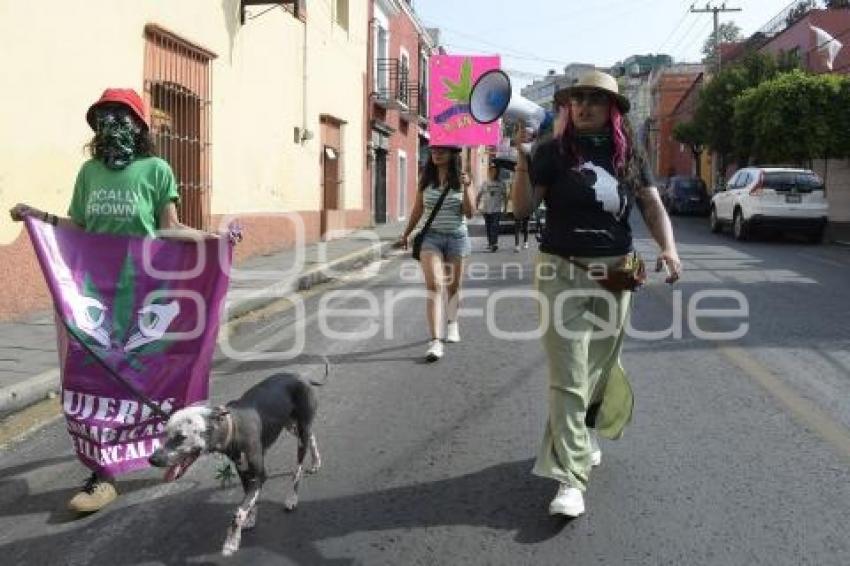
[{"xmin": 420, "ymin": 230, "xmax": 471, "ymax": 259}]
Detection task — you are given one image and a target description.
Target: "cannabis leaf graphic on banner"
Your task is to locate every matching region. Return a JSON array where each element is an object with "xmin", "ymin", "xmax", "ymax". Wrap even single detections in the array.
[
  {"xmin": 71, "ymin": 253, "xmax": 174, "ymax": 373},
  {"xmin": 442, "ymin": 58, "xmax": 474, "ymax": 103}
]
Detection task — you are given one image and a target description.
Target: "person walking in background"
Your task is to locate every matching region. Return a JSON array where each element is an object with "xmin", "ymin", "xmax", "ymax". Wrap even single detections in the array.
[
  {"xmin": 511, "ymin": 70, "xmax": 681, "ymax": 518},
  {"xmin": 10, "ymin": 88, "xmax": 220, "ymax": 515},
  {"xmin": 513, "ymin": 213, "xmax": 530, "ymax": 253},
  {"xmin": 397, "ymin": 145, "xmax": 474, "ymax": 362},
  {"xmin": 476, "ymin": 162, "xmax": 507, "ymax": 252}
]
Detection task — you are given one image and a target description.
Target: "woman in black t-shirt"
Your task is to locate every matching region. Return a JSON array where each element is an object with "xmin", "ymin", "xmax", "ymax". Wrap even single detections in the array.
[{"xmin": 511, "ymin": 70, "xmax": 682, "ymax": 518}]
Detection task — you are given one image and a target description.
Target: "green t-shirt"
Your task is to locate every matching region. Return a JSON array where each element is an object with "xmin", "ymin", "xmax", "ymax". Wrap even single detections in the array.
[{"xmin": 68, "ymin": 157, "xmax": 179, "ymax": 237}]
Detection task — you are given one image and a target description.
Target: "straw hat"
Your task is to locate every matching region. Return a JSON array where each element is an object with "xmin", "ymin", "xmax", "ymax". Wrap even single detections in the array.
[{"xmin": 554, "ymin": 70, "xmax": 630, "ymax": 113}]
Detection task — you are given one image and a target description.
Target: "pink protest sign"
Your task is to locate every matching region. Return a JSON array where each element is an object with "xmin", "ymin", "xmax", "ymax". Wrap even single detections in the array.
[{"xmin": 429, "ymin": 55, "xmax": 501, "ymax": 146}]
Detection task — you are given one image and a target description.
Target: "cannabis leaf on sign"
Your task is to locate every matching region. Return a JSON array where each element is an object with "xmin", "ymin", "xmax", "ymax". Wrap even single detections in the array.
[{"xmin": 442, "ymin": 58, "xmax": 474, "ymax": 103}]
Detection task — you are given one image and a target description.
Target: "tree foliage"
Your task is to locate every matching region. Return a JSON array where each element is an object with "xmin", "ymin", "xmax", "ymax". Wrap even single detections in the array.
[
  {"xmin": 826, "ymin": 0, "xmax": 850, "ymax": 8},
  {"xmin": 732, "ymin": 70, "xmax": 850, "ymax": 164},
  {"xmin": 701, "ymin": 22, "xmax": 743, "ymax": 61},
  {"xmin": 673, "ymin": 120, "xmax": 705, "ymax": 176},
  {"xmin": 673, "ymin": 121, "xmax": 704, "ymax": 149},
  {"xmin": 692, "ymin": 52, "xmax": 781, "ymax": 167}
]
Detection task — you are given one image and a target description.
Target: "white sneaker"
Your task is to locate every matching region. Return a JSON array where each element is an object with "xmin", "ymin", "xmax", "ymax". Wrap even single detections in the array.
[
  {"xmin": 425, "ymin": 339, "xmax": 444, "ymax": 362},
  {"xmin": 514, "ymin": 245, "xmax": 520, "ymax": 253},
  {"xmin": 589, "ymin": 431, "xmax": 602, "ymax": 467},
  {"xmin": 446, "ymin": 321, "xmax": 460, "ymax": 343},
  {"xmin": 548, "ymin": 483, "xmax": 585, "ymax": 517},
  {"xmin": 523, "ymin": 242, "xmax": 529, "ymax": 249}
]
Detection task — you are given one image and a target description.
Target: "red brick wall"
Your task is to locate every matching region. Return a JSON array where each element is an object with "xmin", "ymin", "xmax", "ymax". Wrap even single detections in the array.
[
  {"xmin": 385, "ymin": 7, "xmax": 423, "ymax": 222},
  {"xmin": 653, "ymin": 73, "xmax": 701, "ymax": 178}
]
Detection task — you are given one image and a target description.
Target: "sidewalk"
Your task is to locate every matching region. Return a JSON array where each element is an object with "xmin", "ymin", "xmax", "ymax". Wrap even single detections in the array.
[{"xmin": 0, "ymin": 221, "xmax": 406, "ymax": 418}]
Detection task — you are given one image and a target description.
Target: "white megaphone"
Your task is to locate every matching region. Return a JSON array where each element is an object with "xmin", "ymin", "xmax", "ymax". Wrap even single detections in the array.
[{"xmin": 470, "ymin": 69, "xmax": 554, "ymax": 137}]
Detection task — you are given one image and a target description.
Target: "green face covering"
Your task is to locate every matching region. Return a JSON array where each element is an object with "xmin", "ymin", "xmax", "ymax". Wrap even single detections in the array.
[
  {"xmin": 576, "ymin": 131, "xmax": 612, "ymax": 148},
  {"xmin": 94, "ymin": 107, "xmax": 141, "ymax": 170}
]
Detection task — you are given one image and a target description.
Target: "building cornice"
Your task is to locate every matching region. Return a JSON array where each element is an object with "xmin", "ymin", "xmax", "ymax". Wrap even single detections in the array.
[
  {"xmin": 397, "ymin": 2, "xmax": 436, "ymax": 50},
  {"xmin": 374, "ymin": 0, "xmax": 436, "ymax": 51},
  {"xmin": 374, "ymin": 0, "xmax": 400, "ymax": 19}
]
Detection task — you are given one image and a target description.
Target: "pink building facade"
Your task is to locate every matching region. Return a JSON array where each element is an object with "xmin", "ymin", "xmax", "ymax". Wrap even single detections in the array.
[
  {"xmin": 758, "ymin": 9, "xmax": 850, "ymax": 75},
  {"xmin": 367, "ymin": 0, "xmax": 434, "ymax": 225}
]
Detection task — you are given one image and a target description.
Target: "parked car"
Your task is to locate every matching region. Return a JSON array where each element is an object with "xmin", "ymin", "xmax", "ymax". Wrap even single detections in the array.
[
  {"xmin": 709, "ymin": 166, "xmax": 828, "ymax": 242},
  {"xmin": 662, "ymin": 176, "xmax": 710, "ymax": 216}
]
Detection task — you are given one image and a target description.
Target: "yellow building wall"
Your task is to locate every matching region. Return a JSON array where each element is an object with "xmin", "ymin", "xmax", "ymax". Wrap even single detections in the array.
[
  {"xmin": 304, "ymin": 0, "xmax": 369, "ymax": 211},
  {"xmin": 0, "ymin": 0, "xmax": 367, "ymax": 245}
]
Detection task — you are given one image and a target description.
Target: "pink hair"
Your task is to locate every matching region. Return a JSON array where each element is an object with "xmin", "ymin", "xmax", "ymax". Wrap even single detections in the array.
[
  {"xmin": 609, "ymin": 104, "xmax": 628, "ymax": 173},
  {"xmin": 554, "ymin": 99, "xmax": 629, "ymax": 174}
]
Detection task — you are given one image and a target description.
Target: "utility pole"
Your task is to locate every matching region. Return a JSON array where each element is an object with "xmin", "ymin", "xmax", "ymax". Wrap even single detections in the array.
[{"xmin": 691, "ymin": 2, "xmax": 742, "ymax": 71}]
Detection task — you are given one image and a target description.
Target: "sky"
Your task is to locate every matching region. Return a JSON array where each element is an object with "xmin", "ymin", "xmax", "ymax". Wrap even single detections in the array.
[{"xmin": 413, "ymin": 0, "xmax": 802, "ymax": 85}]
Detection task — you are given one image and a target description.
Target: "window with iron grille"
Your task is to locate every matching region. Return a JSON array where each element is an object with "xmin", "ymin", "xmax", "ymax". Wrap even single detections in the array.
[
  {"xmin": 399, "ymin": 51, "xmax": 411, "ymax": 107},
  {"xmin": 419, "ymin": 51, "xmax": 429, "ymax": 119},
  {"xmin": 144, "ymin": 25, "xmax": 214, "ymax": 230}
]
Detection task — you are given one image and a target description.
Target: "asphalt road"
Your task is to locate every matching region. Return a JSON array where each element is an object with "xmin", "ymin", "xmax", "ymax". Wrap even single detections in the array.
[{"xmin": 1, "ymin": 214, "xmax": 849, "ymax": 565}]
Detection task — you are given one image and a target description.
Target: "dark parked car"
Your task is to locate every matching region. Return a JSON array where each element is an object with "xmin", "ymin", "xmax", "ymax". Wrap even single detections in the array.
[{"xmin": 662, "ymin": 176, "xmax": 710, "ymax": 216}]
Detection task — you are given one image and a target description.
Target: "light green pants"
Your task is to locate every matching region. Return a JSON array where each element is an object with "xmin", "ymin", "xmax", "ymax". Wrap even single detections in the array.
[{"xmin": 532, "ymin": 252, "xmax": 634, "ymax": 491}]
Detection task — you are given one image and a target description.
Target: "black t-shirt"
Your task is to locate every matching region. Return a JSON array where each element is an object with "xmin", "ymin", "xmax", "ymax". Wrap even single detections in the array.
[{"xmin": 530, "ymin": 135, "xmax": 654, "ymax": 258}]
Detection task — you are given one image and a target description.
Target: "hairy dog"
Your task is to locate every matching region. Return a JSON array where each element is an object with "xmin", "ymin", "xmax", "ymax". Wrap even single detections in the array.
[{"xmin": 149, "ymin": 372, "xmax": 321, "ymax": 556}]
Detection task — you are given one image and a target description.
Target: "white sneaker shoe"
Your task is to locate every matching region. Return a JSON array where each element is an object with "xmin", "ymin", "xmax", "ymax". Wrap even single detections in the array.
[
  {"xmin": 425, "ymin": 339, "xmax": 444, "ymax": 362},
  {"xmin": 513, "ymin": 245, "xmax": 520, "ymax": 253},
  {"xmin": 445, "ymin": 321, "xmax": 460, "ymax": 343},
  {"xmin": 589, "ymin": 431, "xmax": 602, "ymax": 467},
  {"xmin": 523, "ymin": 242, "xmax": 529, "ymax": 249},
  {"xmin": 548, "ymin": 483, "xmax": 585, "ymax": 517}
]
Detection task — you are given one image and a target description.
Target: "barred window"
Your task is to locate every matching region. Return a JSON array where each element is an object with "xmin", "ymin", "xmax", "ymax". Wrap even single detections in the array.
[{"xmin": 144, "ymin": 25, "xmax": 214, "ymax": 230}]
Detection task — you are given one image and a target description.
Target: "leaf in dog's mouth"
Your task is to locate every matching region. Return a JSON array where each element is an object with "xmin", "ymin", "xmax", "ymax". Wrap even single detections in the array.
[{"xmin": 164, "ymin": 452, "xmax": 200, "ymax": 482}]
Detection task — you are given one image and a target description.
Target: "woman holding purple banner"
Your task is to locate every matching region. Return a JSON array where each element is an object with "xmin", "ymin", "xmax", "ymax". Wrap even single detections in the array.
[
  {"xmin": 511, "ymin": 70, "xmax": 681, "ymax": 518},
  {"xmin": 10, "ymin": 88, "xmax": 222, "ymax": 515}
]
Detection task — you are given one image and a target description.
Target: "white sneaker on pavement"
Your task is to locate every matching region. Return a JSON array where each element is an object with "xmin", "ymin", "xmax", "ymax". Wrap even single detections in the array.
[
  {"xmin": 425, "ymin": 339, "xmax": 444, "ymax": 362},
  {"xmin": 514, "ymin": 245, "xmax": 520, "ymax": 253},
  {"xmin": 589, "ymin": 431, "xmax": 602, "ymax": 467},
  {"xmin": 445, "ymin": 321, "xmax": 461, "ymax": 343},
  {"xmin": 549, "ymin": 483, "xmax": 585, "ymax": 517},
  {"xmin": 523, "ymin": 242, "xmax": 529, "ymax": 249}
]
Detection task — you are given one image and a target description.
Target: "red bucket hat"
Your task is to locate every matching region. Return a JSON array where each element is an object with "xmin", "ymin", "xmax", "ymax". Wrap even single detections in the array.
[{"xmin": 86, "ymin": 88, "xmax": 151, "ymax": 131}]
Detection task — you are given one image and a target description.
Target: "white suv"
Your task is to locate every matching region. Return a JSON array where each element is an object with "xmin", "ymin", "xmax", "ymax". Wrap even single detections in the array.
[{"xmin": 709, "ymin": 167, "xmax": 828, "ymax": 242}]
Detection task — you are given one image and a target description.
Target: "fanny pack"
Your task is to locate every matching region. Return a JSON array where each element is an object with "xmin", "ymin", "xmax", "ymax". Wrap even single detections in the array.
[{"xmin": 565, "ymin": 252, "xmax": 646, "ymax": 293}]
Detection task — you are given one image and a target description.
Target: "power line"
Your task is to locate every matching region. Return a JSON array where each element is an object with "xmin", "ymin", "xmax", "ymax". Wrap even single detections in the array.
[
  {"xmin": 440, "ymin": 42, "xmax": 569, "ymax": 67},
  {"xmin": 421, "ymin": 21, "xmax": 545, "ymax": 61},
  {"xmin": 667, "ymin": 13, "xmax": 706, "ymax": 56},
  {"xmin": 675, "ymin": 19, "xmax": 714, "ymax": 61},
  {"xmin": 657, "ymin": 7, "xmax": 694, "ymax": 52}
]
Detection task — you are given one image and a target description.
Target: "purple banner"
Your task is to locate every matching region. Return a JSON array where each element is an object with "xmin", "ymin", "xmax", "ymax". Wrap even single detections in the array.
[{"xmin": 25, "ymin": 218, "xmax": 231, "ymax": 477}]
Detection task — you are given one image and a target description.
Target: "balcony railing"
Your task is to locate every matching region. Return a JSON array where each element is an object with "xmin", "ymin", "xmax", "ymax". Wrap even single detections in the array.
[
  {"xmin": 374, "ymin": 58, "xmax": 430, "ymax": 121},
  {"xmin": 375, "ymin": 58, "xmax": 402, "ymax": 104},
  {"xmin": 417, "ymin": 84, "xmax": 428, "ymax": 120}
]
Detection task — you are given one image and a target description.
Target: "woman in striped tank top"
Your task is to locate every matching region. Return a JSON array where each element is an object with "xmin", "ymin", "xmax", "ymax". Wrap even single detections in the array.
[{"xmin": 398, "ymin": 145, "xmax": 475, "ymax": 362}]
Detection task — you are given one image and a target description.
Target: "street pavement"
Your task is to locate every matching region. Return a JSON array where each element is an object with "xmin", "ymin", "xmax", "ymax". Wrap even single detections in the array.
[{"xmin": 0, "ymin": 215, "xmax": 849, "ymax": 565}]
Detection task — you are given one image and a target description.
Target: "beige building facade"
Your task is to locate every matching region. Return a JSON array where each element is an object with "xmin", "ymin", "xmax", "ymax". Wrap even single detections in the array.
[{"xmin": 0, "ymin": 0, "xmax": 370, "ymax": 319}]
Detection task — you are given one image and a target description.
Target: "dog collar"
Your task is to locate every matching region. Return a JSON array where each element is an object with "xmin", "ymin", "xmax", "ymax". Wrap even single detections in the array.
[{"xmin": 216, "ymin": 405, "xmax": 235, "ymax": 451}]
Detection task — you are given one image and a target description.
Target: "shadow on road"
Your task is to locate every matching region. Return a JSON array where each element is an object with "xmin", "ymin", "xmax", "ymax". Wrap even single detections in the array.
[{"xmin": 0, "ymin": 458, "xmax": 573, "ymax": 564}]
